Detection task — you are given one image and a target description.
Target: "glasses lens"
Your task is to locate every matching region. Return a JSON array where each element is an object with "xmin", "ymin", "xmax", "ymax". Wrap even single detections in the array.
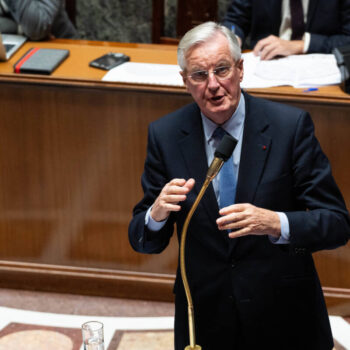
[
  {"xmin": 214, "ymin": 66, "xmax": 232, "ymax": 79},
  {"xmin": 190, "ymin": 70, "xmax": 208, "ymax": 82},
  {"xmin": 188, "ymin": 66, "xmax": 232, "ymax": 83}
]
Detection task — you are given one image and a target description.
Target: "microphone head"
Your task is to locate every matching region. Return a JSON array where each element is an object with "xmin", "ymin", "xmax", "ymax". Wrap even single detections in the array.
[{"xmin": 214, "ymin": 134, "xmax": 237, "ymax": 161}]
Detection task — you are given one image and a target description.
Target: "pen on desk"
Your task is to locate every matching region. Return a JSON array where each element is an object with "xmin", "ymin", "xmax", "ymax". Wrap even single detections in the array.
[{"xmin": 303, "ymin": 88, "xmax": 319, "ymax": 92}]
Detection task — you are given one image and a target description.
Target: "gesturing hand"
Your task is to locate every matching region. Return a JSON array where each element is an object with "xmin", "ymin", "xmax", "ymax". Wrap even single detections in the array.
[
  {"xmin": 216, "ymin": 203, "xmax": 281, "ymax": 239},
  {"xmin": 253, "ymin": 35, "xmax": 304, "ymax": 60},
  {"xmin": 151, "ymin": 178, "xmax": 195, "ymax": 222}
]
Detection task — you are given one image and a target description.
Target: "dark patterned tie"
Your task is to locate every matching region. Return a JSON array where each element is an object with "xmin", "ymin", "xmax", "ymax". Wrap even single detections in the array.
[
  {"xmin": 212, "ymin": 127, "xmax": 237, "ymax": 209},
  {"xmin": 290, "ymin": 0, "xmax": 305, "ymax": 40}
]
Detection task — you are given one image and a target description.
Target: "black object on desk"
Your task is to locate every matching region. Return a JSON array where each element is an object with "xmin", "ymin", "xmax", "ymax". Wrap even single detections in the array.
[
  {"xmin": 13, "ymin": 48, "xmax": 69, "ymax": 75},
  {"xmin": 89, "ymin": 52, "xmax": 130, "ymax": 70},
  {"xmin": 333, "ymin": 44, "xmax": 350, "ymax": 94}
]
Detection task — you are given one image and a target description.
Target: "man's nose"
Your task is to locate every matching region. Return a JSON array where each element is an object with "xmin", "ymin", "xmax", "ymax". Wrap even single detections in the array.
[{"xmin": 207, "ymin": 71, "xmax": 220, "ymax": 90}]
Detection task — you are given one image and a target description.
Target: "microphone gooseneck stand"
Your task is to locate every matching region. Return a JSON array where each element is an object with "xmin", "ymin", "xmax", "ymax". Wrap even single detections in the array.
[{"xmin": 179, "ymin": 134, "xmax": 236, "ymax": 350}]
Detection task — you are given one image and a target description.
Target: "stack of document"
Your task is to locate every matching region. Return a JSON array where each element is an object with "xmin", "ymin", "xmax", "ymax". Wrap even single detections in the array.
[
  {"xmin": 241, "ymin": 52, "xmax": 341, "ymax": 88},
  {"xmin": 102, "ymin": 53, "xmax": 341, "ymax": 89}
]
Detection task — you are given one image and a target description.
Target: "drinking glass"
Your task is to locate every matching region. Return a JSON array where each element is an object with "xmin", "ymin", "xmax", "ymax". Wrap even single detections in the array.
[{"xmin": 82, "ymin": 321, "xmax": 105, "ymax": 350}]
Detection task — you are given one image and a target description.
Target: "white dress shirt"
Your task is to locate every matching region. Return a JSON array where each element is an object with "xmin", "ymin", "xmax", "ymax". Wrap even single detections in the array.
[{"xmin": 279, "ymin": 0, "xmax": 311, "ymax": 52}]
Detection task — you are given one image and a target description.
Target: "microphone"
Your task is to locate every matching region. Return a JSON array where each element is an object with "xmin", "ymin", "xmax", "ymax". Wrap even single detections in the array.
[
  {"xmin": 180, "ymin": 133, "xmax": 237, "ymax": 350},
  {"xmin": 206, "ymin": 134, "xmax": 237, "ymax": 180}
]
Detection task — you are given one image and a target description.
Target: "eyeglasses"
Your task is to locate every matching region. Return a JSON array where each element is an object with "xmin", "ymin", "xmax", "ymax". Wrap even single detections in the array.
[{"xmin": 187, "ymin": 65, "xmax": 233, "ymax": 84}]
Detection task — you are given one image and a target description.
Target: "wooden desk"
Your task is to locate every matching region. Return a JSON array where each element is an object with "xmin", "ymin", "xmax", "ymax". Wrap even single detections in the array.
[{"xmin": 0, "ymin": 40, "xmax": 349, "ymax": 313}]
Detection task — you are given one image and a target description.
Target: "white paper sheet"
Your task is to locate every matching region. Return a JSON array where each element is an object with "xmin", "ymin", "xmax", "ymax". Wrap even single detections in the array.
[
  {"xmin": 102, "ymin": 62, "xmax": 184, "ymax": 87},
  {"xmin": 241, "ymin": 52, "xmax": 341, "ymax": 88}
]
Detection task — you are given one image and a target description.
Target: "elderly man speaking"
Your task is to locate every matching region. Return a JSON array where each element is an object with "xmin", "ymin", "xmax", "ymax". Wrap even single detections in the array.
[{"xmin": 129, "ymin": 21, "xmax": 350, "ymax": 350}]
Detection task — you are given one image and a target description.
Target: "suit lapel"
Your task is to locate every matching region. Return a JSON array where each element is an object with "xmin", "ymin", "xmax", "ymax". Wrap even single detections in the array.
[
  {"xmin": 235, "ymin": 96, "xmax": 271, "ymax": 205},
  {"xmin": 177, "ymin": 106, "xmax": 220, "ymax": 226},
  {"xmin": 263, "ymin": 0, "xmax": 283, "ymax": 35},
  {"xmin": 229, "ymin": 93, "xmax": 271, "ymax": 255}
]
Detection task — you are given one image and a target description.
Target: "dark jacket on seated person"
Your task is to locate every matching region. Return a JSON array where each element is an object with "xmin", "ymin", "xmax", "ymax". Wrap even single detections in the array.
[
  {"xmin": 0, "ymin": 0, "xmax": 77, "ymax": 40},
  {"xmin": 223, "ymin": 0, "xmax": 350, "ymax": 53}
]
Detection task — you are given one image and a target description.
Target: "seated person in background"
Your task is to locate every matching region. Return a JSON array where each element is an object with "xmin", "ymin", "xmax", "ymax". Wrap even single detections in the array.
[
  {"xmin": 0, "ymin": 0, "xmax": 77, "ymax": 40},
  {"xmin": 222, "ymin": 0, "xmax": 350, "ymax": 60}
]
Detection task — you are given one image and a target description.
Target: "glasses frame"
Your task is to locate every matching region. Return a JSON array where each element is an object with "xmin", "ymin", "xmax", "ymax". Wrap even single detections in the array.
[{"xmin": 187, "ymin": 65, "xmax": 234, "ymax": 84}]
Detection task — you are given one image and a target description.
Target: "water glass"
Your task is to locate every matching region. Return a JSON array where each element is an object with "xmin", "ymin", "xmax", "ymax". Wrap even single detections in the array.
[{"xmin": 82, "ymin": 320, "xmax": 105, "ymax": 350}]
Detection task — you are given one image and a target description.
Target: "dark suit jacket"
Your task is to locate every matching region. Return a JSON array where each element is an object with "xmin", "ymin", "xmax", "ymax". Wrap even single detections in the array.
[
  {"xmin": 128, "ymin": 92, "xmax": 350, "ymax": 350},
  {"xmin": 223, "ymin": 0, "xmax": 350, "ymax": 53}
]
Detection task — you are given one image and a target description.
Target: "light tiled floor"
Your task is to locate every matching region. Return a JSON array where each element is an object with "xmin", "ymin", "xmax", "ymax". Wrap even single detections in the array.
[
  {"xmin": 0, "ymin": 288, "xmax": 349, "ymax": 349},
  {"xmin": 0, "ymin": 288, "xmax": 174, "ymax": 350},
  {"xmin": 0, "ymin": 306, "xmax": 174, "ymax": 350}
]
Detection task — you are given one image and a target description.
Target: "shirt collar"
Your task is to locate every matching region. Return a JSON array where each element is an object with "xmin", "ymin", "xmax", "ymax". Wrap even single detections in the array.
[{"xmin": 201, "ymin": 93, "xmax": 245, "ymax": 143}]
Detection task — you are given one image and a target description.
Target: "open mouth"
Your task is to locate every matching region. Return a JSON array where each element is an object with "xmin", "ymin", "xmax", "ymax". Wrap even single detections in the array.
[{"xmin": 211, "ymin": 95, "xmax": 224, "ymax": 102}]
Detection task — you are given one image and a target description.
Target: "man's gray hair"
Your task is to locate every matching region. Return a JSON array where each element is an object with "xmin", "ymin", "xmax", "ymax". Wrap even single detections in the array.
[{"xmin": 177, "ymin": 21, "xmax": 241, "ymax": 71}]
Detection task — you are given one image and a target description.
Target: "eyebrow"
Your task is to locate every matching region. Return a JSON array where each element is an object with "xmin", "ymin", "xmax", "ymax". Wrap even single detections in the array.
[
  {"xmin": 189, "ymin": 61, "xmax": 232, "ymax": 72},
  {"xmin": 189, "ymin": 66, "xmax": 206, "ymax": 72}
]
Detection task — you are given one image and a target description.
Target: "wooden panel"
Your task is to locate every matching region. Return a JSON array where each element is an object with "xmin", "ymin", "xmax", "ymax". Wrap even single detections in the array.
[
  {"xmin": 0, "ymin": 40, "xmax": 349, "ymax": 311},
  {"xmin": 0, "ymin": 261, "xmax": 175, "ymax": 301},
  {"xmin": 177, "ymin": 0, "xmax": 218, "ymax": 37},
  {"xmin": 0, "ymin": 82, "xmax": 191, "ymax": 275},
  {"xmin": 152, "ymin": 0, "xmax": 218, "ymax": 43},
  {"xmin": 152, "ymin": 0, "xmax": 165, "ymax": 43},
  {"xmin": 323, "ymin": 287, "xmax": 350, "ymax": 316}
]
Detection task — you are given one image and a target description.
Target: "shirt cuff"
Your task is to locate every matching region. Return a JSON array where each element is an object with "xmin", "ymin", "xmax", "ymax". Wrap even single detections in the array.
[
  {"xmin": 269, "ymin": 212, "xmax": 290, "ymax": 244},
  {"xmin": 145, "ymin": 206, "xmax": 167, "ymax": 231},
  {"xmin": 303, "ymin": 32, "xmax": 310, "ymax": 53}
]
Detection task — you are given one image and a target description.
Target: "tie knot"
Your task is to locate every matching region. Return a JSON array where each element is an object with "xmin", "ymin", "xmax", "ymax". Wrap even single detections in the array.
[{"xmin": 212, "ymin": 127, "xmax": 227, "ymax": 141}]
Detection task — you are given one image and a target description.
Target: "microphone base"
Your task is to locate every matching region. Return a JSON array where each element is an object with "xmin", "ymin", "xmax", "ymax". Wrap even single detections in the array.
[{"xmin": 185, "ymin": 346, "xmax": 202, "ymax": 350}]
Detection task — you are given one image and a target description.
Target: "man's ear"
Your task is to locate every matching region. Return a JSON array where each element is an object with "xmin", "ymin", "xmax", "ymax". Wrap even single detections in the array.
[
  {"xmin": 237, "ymin": 59, "xmax": 244, "ymax": 82},
  {"xmin": 180, "ymin": 70, "xmax": 186, "ymax": 82}
]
